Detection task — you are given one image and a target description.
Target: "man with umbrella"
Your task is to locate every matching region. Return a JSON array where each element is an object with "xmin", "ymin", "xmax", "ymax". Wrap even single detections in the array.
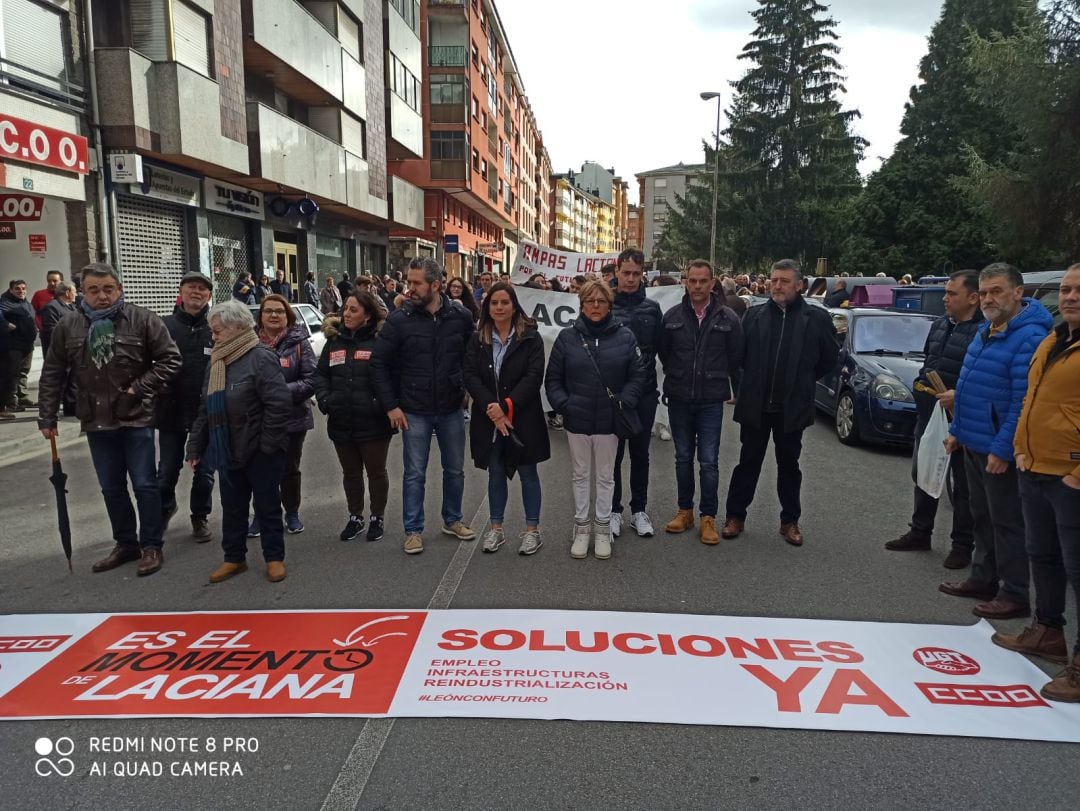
[{"xmin": 38, "ymin": 263, "xmax": 181, "ymax": 576}]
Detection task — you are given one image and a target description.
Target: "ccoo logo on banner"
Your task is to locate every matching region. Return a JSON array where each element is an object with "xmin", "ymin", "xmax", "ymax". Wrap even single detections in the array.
[{"xmin": 2, "ymin": 610, "xmax": 1079, "ymax": 742}]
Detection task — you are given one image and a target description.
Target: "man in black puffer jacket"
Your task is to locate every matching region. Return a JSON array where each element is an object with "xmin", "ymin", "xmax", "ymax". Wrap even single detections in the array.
[
  {"xmin": 1, "ymin": 279, "xmax": 38, "ymax": 410},
  {"xmin": 610, "ymin": 248, "xmax": 663, "ymax": 538},
  {"xmin": 885, "ymin": 269, "xmax": 983, "ymax": 568},
  {"xmin": 659, "ymin": 260, "xmax": 744, "ymax": 545},
  {"xmin": 371, "ymin": 258, "xmax": 476, "ymax": 555},
  {"xmin": 157, "ymin": 272, "xmax": 217, "ymax": 543}
]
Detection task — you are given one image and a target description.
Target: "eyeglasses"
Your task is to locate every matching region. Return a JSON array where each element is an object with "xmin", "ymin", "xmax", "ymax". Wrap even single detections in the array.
[
  {"xmin": 263, "ymin": 309, "xmax": 287, "ymax": 316},
  {"xmin": 581, "ymin": 298, "xmax": 609, "ymax": 307}
]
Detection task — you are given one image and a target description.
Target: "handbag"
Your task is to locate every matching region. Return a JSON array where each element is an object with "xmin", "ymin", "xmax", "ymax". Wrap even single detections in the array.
[{"xmin": 579, "ymin": 336, "xmax": 642, "ymax": 440}]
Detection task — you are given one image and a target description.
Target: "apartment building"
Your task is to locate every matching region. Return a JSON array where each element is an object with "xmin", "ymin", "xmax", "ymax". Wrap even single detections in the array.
[
  {"xmin": 635, "ymin": 161, "xmax": 707, "ymax": 259},
  {"xmin": 627, "ymin": 204, "xmax": 643, "ymax": 251},
  {"xmin": 0, "ymin": 0, "xmax": 101, "ymax": 294},
  {"xmin": 88, "ymin": 0, "xmax": 424, "ymax": 311}
]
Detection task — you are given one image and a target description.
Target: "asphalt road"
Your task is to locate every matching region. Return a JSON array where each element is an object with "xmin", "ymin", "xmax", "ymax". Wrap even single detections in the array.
[{"xmin": 0, "ymin": 409, "xmax": 1076, "ymax": 809}]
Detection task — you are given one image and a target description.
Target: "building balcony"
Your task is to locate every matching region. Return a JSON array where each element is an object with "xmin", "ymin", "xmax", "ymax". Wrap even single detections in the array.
[
  {"xmin": 428, "ymin": 46, "xmax": 467, "ymax": 68},
  {"xmin": 95, "ymin": 48, "xmax": 248, "ymax": 175},
  {"xmin": 243, "ymin": 0, "xmax": 343, "ymax": 106},
  {"xmin": 247, "ymin": 101, "xmax": 346, "ymax": 203},
  {"xmin": 428, "ymin": 0, "xmax": 467, "ymax": 14},
  {"xmin": 431, "ymin": 159, "xmax": 467, "ymax": 180},
  {"xmin": 430, "ymin": 103, "xmax": 466, "ymax": 124},
  {"xmin": 389, "ymin": 175, "xmax": 424, "ymax": 230},
  {"xmin": 0, "ymin": 55, "xmax": 85, "ymax": 114}
]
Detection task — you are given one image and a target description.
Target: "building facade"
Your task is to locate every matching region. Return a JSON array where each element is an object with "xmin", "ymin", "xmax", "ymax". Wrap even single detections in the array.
[{"xmin": 635, "ymin": 161, "xmax": 707, "ymax": 259}]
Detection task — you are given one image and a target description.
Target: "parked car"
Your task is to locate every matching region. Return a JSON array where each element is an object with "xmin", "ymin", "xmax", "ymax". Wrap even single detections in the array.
[
  {"xmin": 1024, "ymin": 270, "xmax": 1066, "ymax": 327},
  {"xmin": 814, "ymin": 308, "xmax": 936, "ymax": 447},
  {"xmin": 248, "ymin": 302, "xmax": 327, "ymax": 358}
]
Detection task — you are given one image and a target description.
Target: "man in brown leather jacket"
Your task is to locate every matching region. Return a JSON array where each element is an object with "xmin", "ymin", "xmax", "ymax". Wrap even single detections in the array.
[{"xmin": 38, "ymin": 263, "xmax": 181, "ymax": 576}]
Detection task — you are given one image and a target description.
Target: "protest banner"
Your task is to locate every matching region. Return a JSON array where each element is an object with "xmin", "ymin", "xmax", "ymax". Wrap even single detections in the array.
[
  {"xmin": 510, "ymin": 239, "xmax": 618, "ymax": 286},
  {"xmin": 2, "ymin": 609, "xmax": 1079, "ymax": 743}
]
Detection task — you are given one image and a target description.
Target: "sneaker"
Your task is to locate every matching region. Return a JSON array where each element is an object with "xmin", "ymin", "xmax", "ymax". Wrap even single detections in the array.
[
  {"xmin": 594, "ymin": 522, "xmax": 613, "ymax": 560},
  {"xmin": 657, "ymin": 424, "xmax": 672, "ymax": 441},
  {"xmin": 247, "ymin": 518, "xmax": 260, "ymax": 538},
  {"xmin": 191, "ymin": 517, "xmax": 213, "ymax": 544},
  {"xmin": 403, "ymin": 533, "xmax": 424, "ymax": 554},
  {"xmin": 610, "ymin": 512, "xmax": 622, "ymax": 537},
  {"xmin": 519, "ymin": 529, "xmax": 543, "ymax": 556},
  {"xmin": 481, "ymin": 527, "xmax": 505, "ymax": 552},
  {"xmin": 285, "ymin": 513, "xmax": 305, "ymax": 534},
  {"xmin": 340, "ymin": 515, "xmax": 365, "ymax": 542},
  {"xmin": 366, "ymin": 515, "xmax": 384, "ymax": 542},
  {"xmin": 884, "ymin": 530, "xmax": 931, "ymax": 552},
  {"xmin": 441, "ymin": 521, "xmax": 476, "ymax": 540},
  {"xmin": 630, "ymin": 511, "xmax": 655, "ymax": 537},
  {"xmin": 570, "ymin": 523, "xmax": 590, "ymax": 559}
]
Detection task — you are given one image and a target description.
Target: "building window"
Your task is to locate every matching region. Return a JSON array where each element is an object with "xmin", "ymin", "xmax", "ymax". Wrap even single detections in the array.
[
  {"xmin": 654, "ymin": 178, "xmax": 668, "ymax": 188},
  {"xmin": 472, "ymin": 148, "xmax": 479, "ymax": 172},
  {"xmin": 0, "ymin": 0, "xmax": 76, "ymax": 103},
  {"xmin": 653, "ymin": 196, "xmax": 667, "ymax": 207},
  {"xmin": 472, "ymin": 95, "xmax": 479, "ymax": 119},
  {"xmin": 480, "ymin": 158, "xmax": 487, "ymax": 180},
  {"xmin": 341, "ymin": 111, "xmax": 367, "ymax": 159},
  {"xmin": 471, "ymin": 42, "xmax": 479, "ymax": 68},
  {"xmin": 172, "ymin": 0, "xmax": 212, "ymax": 77},
  {"xmin": 431, "ymin": 131, "xmax": 466, "ymax": 161},
  {"xmin": 337, "ymin": 9, "xmax": 362, "ymax": 63},
  {"xmin": 389, "ymin": 53, "xmax": 419, "ymax": 112},
  {"xmin": 388, "ymin": 0, "xmax": 420, "ymax": 36},
  {"xmin": 430, "ymin": 74, "xmax": 465, "ymax": 105}
]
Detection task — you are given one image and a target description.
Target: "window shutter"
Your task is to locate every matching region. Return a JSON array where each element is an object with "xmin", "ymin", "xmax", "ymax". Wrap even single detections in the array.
[
  {"xmin": 173, "ymin": 0, "xmax": 211, "ymax": 77},
  {"xmin": 130, "ymin": 0, "xmax": 169, "ymax": 61},
  {"xmin": 1, "ymin": 0, "xmax": 67, "ymax": 89}
]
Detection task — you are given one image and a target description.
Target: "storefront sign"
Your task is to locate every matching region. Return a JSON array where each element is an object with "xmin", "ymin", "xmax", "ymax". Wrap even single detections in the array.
[
  {"xmin": 444, "ymin": 234, "xmax": 459, "ymax": 253},
  {"xmin": 0, "ymin": 114, "xmax": 89, "ymax": 176},
  {"xmin": 0, "ymin": 222, "xmax": 15, "ymax": 240},
  {"xmin": 28, "ymin": 234, "xmax": 47, "ymax": 256},
  {"xmin": 511, "ymin": 238, "xmax": 618, "ymax": 286},
  {"xmin": 0, "ymin": 194, "xmax": 44, "ymax": 221},
  {"xmin": 2, "ymin": 609, "xmax": 1080, "ymax": 742},
  {"xmin": 109, "ymin": 152, "xmax": 143, "ymax": 184},
  {"xmin": 203, "ymin": 178, "xmax": 264, "ymax": 221},
  {"xmin": 130, "ymin": 164, "xmax": 200, "ymax": 207}
]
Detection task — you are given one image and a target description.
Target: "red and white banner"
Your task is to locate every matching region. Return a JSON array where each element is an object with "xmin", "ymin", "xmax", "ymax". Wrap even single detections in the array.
[
  {"xmin": 511, "ymin": 239, "xmax": 618, "ymax": 286},
  {"xmin": 0, "ymin": 194, "xmax": 44, "ymax": 221},
  {"xmin": 0, "ymin": 114, "xmax": 90, "ymax": 176},
  {"xmin": 2, "ymin": 610, "xmax": 1078, "ymax": 742}
]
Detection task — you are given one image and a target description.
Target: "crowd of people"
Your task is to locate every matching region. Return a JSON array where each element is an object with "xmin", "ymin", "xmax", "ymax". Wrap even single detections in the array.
[{"xmin": 24, "ymin": 250, "xmax": 1080, "ymax": 704}]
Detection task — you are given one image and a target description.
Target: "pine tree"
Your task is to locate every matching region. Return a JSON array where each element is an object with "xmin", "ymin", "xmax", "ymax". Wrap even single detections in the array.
[
  {"xmin": 723, "ymin": 0, "xmax": 865, "ymax": 270},
  {"xmin": 842, "ymin": 0, "xmax": 1033, "ymax": 277}
]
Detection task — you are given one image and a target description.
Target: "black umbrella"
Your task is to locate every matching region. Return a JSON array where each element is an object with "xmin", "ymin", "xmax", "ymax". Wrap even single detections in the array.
[{"xmin": 48, "ymin": 436, "xmax": 72, "ymax": 572}]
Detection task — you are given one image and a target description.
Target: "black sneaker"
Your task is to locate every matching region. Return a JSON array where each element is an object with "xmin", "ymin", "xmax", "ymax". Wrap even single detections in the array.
[
  {"xmin": 884, "ymin": 531, "xmax": 930, "ymax": 551},
  {"xmin": 367, "ymin": 515, "xmax": 384, "ymax": 542},
  {"xmin": 340, "ymin": 515, "xmax": 365, "ymax": 542}
]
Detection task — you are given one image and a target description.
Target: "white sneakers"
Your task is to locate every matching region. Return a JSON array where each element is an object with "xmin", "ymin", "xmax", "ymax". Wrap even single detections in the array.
[
  {"xmin": 593, "ymin": 522, "xmax": 612, "ymax": 560},
  {"xmin": 610, "ymin": 512, "xmax": 622, "ymax": 537},
  {"xmin": 570, "ymin": 523, "xmax": 591, "ymax": 559},
  {"xmin": 630, "ymin": 512, "xmax": 655, "ymax": 537}
]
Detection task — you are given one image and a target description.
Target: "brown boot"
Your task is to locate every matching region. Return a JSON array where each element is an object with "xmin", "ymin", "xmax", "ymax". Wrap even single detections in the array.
[
  {"xmin": 665, "ymin": 509, "xmax": 694, "ymax": 533},
  {"xmin": 136, "ymin": 549, "xmax": 163, "ymax": 576},
  {"xmin": 209, "ymin": 561, "xmax": 248, "ymax": 583},
  {"xmin": 91, "ymin": 545, "xmax": 141, "ymax": 573},
  {"xmin": 721, "ymin": 517, "xmax": 744, "ymax": 539},
  {"xmin": 1041, "ymin": 653, "xmax": 1080, "ymax": 703},
  {"xmin": 699, "ymin": 516, "xmax": 719, "ymax": 545},
  {"xmin": 267, "ymin": 561, "xmax": 287, "ymax": 582},
  {"xmin": 779, "ymin": 523, "xmax": 804, "ymax": 547},
  {"xmin": 992, "ymin": 623, "xmax": 1068, "ymax": 664}
]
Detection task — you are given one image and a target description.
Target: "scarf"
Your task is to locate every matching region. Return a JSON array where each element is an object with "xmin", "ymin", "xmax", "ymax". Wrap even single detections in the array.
[
  {"xmin": 80, "ymin": 295, "xmax": 125, "ymax": 368},
  {"xmin": 204, "ymin": 329, "xmax": 260, "ymax": 470}
]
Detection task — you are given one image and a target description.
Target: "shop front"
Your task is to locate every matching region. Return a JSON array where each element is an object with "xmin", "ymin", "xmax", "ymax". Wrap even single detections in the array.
[{"xmin": 202, "ymin": 178, "xmax": 262, "ymax": 303}]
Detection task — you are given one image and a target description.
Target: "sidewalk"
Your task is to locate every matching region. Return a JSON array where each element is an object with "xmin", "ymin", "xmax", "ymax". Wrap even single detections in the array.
[{"xmin": 0, "ymin": 347, "xmax": 84, "ymax": 468}]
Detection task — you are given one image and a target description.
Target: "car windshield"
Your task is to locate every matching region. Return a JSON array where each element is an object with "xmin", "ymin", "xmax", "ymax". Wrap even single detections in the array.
[{"xmin": 852, "ymin": 316, "xmax": 932, "ymax": 355}]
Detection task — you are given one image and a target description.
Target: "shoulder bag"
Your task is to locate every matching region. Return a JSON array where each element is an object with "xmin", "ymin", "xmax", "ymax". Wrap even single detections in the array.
[{"xmin": 579, "ymin": 335, "xmax": 642, "ymax": 440}]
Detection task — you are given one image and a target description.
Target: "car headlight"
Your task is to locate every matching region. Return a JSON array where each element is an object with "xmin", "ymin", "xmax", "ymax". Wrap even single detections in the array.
[{"xmin": 873, "ymin": 374, "xmax": 914, "ymax": 403}]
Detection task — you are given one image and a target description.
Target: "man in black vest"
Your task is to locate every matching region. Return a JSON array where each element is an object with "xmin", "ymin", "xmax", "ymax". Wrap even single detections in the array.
[
  {"xmin": 722, "ymin": 259, "xmax": 839, "ymax": 546},
  {"xmin": 157, "ymin": 272, "xmax": 216, "ymax": 543},
  {"xmin": 885, "ymin": 270, "xmax": 982, "ymax": 568}
]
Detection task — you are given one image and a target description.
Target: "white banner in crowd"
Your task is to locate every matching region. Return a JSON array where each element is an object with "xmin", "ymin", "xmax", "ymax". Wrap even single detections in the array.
[
  {"xmin": 510, "ymin": 239, "xmax": 618, "ymax": 286},
  {"xmin": 514, "ymin": 285, "xmax": 685, "ymax": 421},
  {"xmin": 2, "ymin": 609, "xmax": 1079, "ymax": 742}
]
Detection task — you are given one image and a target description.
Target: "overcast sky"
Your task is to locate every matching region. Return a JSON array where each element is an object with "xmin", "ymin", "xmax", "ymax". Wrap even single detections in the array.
[{"xmin": 496, "ymin": 0, "xmax": 946, "ymax": 204}]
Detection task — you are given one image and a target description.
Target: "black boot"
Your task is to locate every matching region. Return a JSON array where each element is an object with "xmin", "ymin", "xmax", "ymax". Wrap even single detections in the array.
[{"xmin": 885, "ymin": 531, "xmax": 931, "ymax": 551}]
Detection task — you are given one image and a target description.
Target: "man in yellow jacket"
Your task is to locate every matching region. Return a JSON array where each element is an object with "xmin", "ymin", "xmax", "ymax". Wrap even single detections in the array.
[{"xmin": 992, "ymin": 263, "xmax": 1080, "ymax": 703}]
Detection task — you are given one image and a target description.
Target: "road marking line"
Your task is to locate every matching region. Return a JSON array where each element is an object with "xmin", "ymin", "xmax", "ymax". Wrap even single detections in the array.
[{"xmin": 320, "ymin": 497, "xmax": 487, "ymax": 811}]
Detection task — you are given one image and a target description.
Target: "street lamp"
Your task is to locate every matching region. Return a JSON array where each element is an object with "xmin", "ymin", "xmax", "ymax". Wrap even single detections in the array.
[{"xmin": 700, "ymin": 91, "xmax": 722, "ymax": 271}]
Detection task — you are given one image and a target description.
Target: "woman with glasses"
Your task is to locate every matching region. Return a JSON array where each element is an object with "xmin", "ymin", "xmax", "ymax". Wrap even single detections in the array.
[
  {"xmin": 464, "ymin": 282, "xmax": 550, "ymax": 555},
  {"xmin": 252, "ymin": 294, "xmax": 316, "ymax": 536},
  {"xmin": 545, "ymin": 279, "xmax": 645, "ymax": 560},
  {"xmin": 446, "ymin": 276, "xmax": 479, "ymax": 323}
]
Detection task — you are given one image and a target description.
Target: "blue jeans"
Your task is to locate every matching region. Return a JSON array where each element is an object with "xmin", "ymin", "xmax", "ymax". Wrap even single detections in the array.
[
  {"xmin": 218, "ymin": 452, "xmax": 286, "ymax": 563},
  {"xmin": 668, "ymin": 400, "xmax": 725, "ymax": 517},
  {"xmin": 158, "ymin": 429, "xmax": 215, "ymax": 519},
  {"xmin": 487, "ymin": 435, "xmax": 541, "ymax": 525},
  {"xmin": 401, "ymin": 410, "xmax": 465, "ymax": 534},
  {"xmin": 86, "ymin": 428, "xmax": 164, "ymax": 549}
]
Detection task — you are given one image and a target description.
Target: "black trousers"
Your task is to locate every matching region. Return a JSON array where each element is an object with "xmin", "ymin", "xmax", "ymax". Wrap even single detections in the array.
[
  {"xmin": 1021, "ymin": 472, "xmax": 1080, "ymax": 650},
  {"xmin": 965, "ymin": 449, "xmax": 1029, "ymax": 603},
  {"xmin": 725, "ymin": 412, "xmax": 804, "ymax": 525},
  {"xmin": 612, "ymin": 392, "xmax": 659, "ymax": 515},
  {"xmin": 909, "ymin": 409, "xmax": 974, "ymax": 550}
]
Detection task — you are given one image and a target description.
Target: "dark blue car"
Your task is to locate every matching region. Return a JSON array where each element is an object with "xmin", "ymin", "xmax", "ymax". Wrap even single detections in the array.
[{"xmin": 814, "ymin": 308, "xmax": 936, "ymax": 447}]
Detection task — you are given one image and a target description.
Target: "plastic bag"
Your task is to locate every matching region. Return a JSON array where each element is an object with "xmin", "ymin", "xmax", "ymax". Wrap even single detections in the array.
[{"xmin": 916, "ymin": 403, "xmax": 952, "ymax": 499}]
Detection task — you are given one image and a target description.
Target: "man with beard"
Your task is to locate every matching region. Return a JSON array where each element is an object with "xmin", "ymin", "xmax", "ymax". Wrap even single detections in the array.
[{"xmin": 371, "ymin": 258, "xmax": 476, "ymax": 555}]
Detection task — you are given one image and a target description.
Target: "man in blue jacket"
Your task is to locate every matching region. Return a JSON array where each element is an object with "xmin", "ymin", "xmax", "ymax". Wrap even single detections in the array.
[
  {"xmin": 941, "ymin": 263, "xmax": 1053, "ymax": 619},
  {"xmin": 371, "ymin": 258, "xmax": 476, "ymax": 555}
]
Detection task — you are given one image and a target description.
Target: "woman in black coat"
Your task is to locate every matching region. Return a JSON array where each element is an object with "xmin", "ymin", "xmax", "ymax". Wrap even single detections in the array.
[
  {"xmin": 314, "ymin": 290, "xmax": 396, "ymax": 543},
  {"xmin": 464, "ymin": 282, "xmax": 550, "ymax": 556},
  {"xmin": 545, "ymin": 279, "xmax": 645, "ymax": 561}
]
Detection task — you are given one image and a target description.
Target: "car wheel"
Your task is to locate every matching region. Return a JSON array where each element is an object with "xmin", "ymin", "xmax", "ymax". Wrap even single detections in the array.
[{"xmin": 835, "ymin": 391, "xmax": 860, "ymax": 446}]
